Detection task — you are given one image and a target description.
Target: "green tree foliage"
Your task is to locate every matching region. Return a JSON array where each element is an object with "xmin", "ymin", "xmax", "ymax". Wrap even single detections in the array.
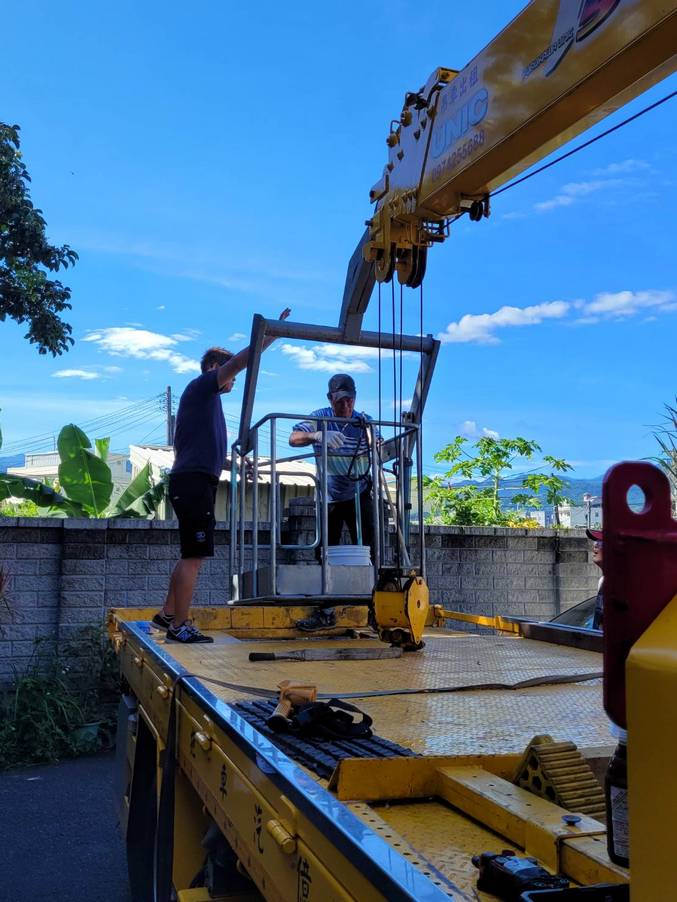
[
  {"xmin": 0, "ymin": 422, "xmax": 166, "ymax": 518},
  {"xmin": 423, "ymin": 435, "xmax": 572, "ymax": 527},
  {"xmin": 0, "ymin": 122, "xmax": 77, "ymax": 355}
]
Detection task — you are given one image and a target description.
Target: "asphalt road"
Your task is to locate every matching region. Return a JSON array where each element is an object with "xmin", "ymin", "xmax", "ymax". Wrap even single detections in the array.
[{"xmin": 0, "ymin": 752, "xmax": 131, "ymax": 902}]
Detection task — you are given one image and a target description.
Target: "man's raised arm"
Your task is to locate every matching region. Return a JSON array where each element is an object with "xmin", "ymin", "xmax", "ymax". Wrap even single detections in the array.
[{"xmin": 217, "ymin": 307, "xmax": 290, "ymax": 390}]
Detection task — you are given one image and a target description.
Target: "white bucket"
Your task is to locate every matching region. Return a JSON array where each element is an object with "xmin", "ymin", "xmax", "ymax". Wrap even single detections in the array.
[{"xmin": 326, "ymin": 544, "xmax": 372, "ymax": 566}]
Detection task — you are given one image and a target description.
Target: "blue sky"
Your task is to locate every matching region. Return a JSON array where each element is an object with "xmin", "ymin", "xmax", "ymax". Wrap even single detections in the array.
[{"xmin": 2, "ymin": 1, "xmax": 675, "ymax": 478}]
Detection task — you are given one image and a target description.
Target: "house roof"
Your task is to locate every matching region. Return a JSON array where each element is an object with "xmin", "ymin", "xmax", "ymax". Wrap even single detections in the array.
[{"xmin": 129, "ymin": 445, "xmax": 316, "ymax": 487}]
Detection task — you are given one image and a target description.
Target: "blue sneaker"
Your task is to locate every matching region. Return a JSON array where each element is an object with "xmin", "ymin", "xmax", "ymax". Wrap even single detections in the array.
[{"xmin": 166, "ymin": 621, "xmax": 214, "ymax": 644}]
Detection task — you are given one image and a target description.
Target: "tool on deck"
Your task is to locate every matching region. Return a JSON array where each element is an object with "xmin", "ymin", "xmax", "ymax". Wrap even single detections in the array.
[
  {"xmin": 472, "ymin": 850, "xmax": 569, "ymax": 899},
  {"xmin": 249, "ymin": 646, "xmax": 403, "ymax": 662},
  {"xmin": 266, "ymin": 680, "xmax": 317, "ymax": 732}
]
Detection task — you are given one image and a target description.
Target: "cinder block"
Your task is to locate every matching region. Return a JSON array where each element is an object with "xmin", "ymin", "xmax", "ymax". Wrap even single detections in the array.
[
  {"xmin": 61, "ymin": 559, "xmax": 103, "ymax": 576},
  {"xmin": 62, "ymin": 543, "xmax": 105, "ymax": 560},
  {"xmin": 460, "ymin": 548, "xmax": 494, "ymax": 562},
  {"xmin": 13, "ymin": 607, "xmax": 53, "ymax": 624},
  {"xmin": 104, "ymin": 589, "xmax": 149, "ymax": 608},
  {"xmin": 2, "ymin": 559, "xmax": 38, "ymax": 576},
  {"xmin": 110, "ymin": 519, "xmax": 150, "ymax": 530},
  {"xmin": 523, "ymin": 551, "xmax": 555, "ymax": 564},
  {"xmin": 38, "ymin": 558, "xmax": 60, "ymax": 575},
  {"xmin": 507, "ymin": 536, "xmax": 537, "ymax": 549},
  {"xmin": 473, "ymin": 535, "xmax": 508, "ymax": 548},
  {"xmin": 17, "ymin": 544, "xmax": 60, "ymax": 559},
  {"xmin": 440, "ymin": 535, "xmax": 467, "ymax": 548},
  {"xmin": 58, "ymin": 608, "xmax": 102, "ymax": 625},
  {"xmin": 559, "ymin": 550, "xmax": 588, "ymax": 563},
  {"xmin": 60, "ymin": 590, "xmax": 104, "ymax": 607},
  {"xmin": 461, "ymin": 576, "xmax": 492, "ymax": 590},
  {"xmin": 60, "ymin": 576, "xmax": 106, "ymax": 592},
  {"xmin": 107, "ymin": 544, "xmax": 148, "ymax": 560},
  {"xmin": 10, "ymin": 528, "xmax": 43, "ymax": 543},
  {"xmin": 146, "ymin": 530, "xmax": 172, "ymax": 545},
  {"xmin": 105, "ymin": 560, "xmax": 128, "ymax": 575},
  {"xmin": 146, "ymin": 545, "xmax": 178, "ymax": 560},
  {"xmin": 8, "ymin": 590, "xmax": 38, "ymax": 607}
]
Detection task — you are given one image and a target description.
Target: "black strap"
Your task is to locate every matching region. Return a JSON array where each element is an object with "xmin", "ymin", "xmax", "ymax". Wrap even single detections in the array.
[{"xmin": 289, "ymin": 698, "xmax": 373, "ymax": 741}]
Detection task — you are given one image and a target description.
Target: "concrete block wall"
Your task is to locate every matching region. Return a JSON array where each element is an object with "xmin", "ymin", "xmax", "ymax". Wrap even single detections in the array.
[{"xmin": 0, "ymin": 515, "xmax": 599, "ymax": 681}]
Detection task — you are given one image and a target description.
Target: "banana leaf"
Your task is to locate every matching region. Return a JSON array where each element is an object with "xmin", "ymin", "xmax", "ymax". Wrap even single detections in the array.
[
  {"xmin": 0, "ymin": 473, "xmax": 86, "ymax": 516},
  {"xmin": 57, "ymin": 424, "xmax": 113, "ymax": 516},
  {"xmin": 95, "ymin": 437, "xmax": 110, "ymax": 462},
  {"xmin": 107, "ymin": 463, "xmax": 167, "ymax": 518}
]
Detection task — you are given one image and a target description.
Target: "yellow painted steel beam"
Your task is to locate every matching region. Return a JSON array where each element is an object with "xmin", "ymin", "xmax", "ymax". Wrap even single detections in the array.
[
  {"xmin": 109, "ymin": 604, "xmax": 369, "ymax": 640},
  {"xmin": 626, "ymin": 593, "xmax": 677, "ymax": 901},
  {"xmin": 329, "ymin": 754, "xmax": 522, "ymax": 801},
  {"xmin": 435, "ymin": 766, "xmax": 627, "ymax": 885},
  {"xmin": 430, "ymin": 605, "xmax": 521, "ymax": 633}
]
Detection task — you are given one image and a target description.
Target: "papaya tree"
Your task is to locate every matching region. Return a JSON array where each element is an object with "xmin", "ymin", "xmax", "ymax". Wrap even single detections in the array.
[{"xmin": 0, "ymin": 422, "xmax": 166, "ymax": 518}]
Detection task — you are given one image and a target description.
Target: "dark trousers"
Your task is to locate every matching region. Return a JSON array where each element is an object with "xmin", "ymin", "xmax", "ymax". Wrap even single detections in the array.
[{"xmin": 315, "ymin": 487, "xmax": 375, "ymax": 563}]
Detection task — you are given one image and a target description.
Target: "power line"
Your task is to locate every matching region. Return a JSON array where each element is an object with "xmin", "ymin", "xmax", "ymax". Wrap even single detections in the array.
[
  {"xmin": 491, "ymin": 88, "xmax": 677, "ymax": 199},
  {"xmin": 2, "ymin": 394, "xmax": 164, "ymax": 455}
]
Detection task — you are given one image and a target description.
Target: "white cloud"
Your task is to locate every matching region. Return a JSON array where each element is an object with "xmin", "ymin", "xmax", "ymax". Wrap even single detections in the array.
[
  {"xmin": 52, "ymin": 369, "xmax": 100, "ymax": 381},
  {"xmin": 315, "ymin": 344, "xmax": 385, "ymax": 360},
  {"xmin": 392, "ymin": 398, "xmax": 413, "ymax": 410},
  {"xmin": 581, "ymin": 289, "xmax": 676, "ymax": 320},
  {"xmin": 83, "ymin": 326, "xmax": 200, "ymax": 374},
  {"xmin": 535, "ymin": 179, "xmax": 622, "ymax": 212},
  {"xmin": 460, "ymin": 420, "xmax": 499, "ymax": 439},
  {"xmin": 592, "ymin": 159, "xmax": 651, "ymax": 177},
  {"xmin": 102, "ymin": 366, "xmax": 123, "ymax": 374},
  {"xmin": 260, "ymin": 369, "xmax": 278, "ymax": 377},
  {"xmin": 227, "ymin": 332, "xmax": 247, "ymax": 343},
  {"xmin": 279, "ymin": 342, "xmax": 390, "ymax": 373},
  {"xmin": 157, "ymin": 305, "xmax": 165, "ymax": 310},
  {"xmin": 438, "ymin": 300, "xmax": 569, "ymax": 344}
]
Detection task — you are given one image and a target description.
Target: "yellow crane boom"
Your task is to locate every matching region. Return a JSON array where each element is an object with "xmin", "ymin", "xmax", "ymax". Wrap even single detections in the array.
[{"xmin": 362, "ymin": 0, "xmax": 677, "ymax": 286}]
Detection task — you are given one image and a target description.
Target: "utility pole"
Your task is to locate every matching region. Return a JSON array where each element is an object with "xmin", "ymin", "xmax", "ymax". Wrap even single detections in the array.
[{"xmin": 165, "ymin": 386, "xmax": 175, "ymax": 445}]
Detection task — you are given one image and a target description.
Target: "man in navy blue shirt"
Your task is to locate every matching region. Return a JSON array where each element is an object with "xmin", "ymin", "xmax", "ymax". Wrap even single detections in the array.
[{"xmin": 153, "ymin": 308, "xmax": 290, "ymax": 643}]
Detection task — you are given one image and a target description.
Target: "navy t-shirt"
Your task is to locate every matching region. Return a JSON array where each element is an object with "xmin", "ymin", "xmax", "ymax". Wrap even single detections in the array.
[{"xmin": 172, "ymin": 370, "xmax": 227, "ymax": 479}]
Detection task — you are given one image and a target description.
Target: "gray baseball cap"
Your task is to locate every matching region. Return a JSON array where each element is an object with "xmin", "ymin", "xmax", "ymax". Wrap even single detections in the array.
[{"xmin": 327, "ymin": 373, "xmax": 356, "ymax": 400}]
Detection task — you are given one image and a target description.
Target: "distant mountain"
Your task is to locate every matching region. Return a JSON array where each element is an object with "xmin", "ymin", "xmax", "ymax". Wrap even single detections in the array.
[
  {"xmin": 454, "ymin": 474, "xmax": 645, "ymax": 511},
  {"xmin": 0, "ymin": 454, "xmax": 24, "ymax": 473},
  {"xmin": 498, "ymin": 475, "xmax": 603, "ymax": 507}
]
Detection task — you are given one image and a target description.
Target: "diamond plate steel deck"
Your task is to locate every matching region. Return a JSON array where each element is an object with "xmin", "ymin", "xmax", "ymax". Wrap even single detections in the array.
[{"xmin": 155, "ymin": 629, "xmax": 610, "ymax": 756}]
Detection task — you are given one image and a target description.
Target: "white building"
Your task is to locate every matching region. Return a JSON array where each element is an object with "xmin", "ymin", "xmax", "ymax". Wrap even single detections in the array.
[
  {"xmin": 8, "ymin": 450, "xmax": 132, "ymax": 504},
  {"xmin": 129, "ymin": 445, "xmax": 316, "ymax": 521},
  {"xmin": 557, "ymin": 493, "xmax": 602, "ymax": 529}
]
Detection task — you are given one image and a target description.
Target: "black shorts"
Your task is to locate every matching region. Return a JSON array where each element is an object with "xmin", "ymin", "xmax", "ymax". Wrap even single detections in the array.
[{"xmin": 168, "ymin": 471, "xmax": 219, "ymax": 559}]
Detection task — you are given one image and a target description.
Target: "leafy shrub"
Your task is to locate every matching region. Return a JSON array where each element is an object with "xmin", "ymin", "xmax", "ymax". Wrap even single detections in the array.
[{"xmin": 0, "ymin": 626, "xmax": 121, "ymax": 769}]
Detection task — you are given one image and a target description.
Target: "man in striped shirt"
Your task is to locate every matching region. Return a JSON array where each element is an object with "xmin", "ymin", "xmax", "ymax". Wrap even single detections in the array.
[{"xmin": 289, "ymin": 373, "xmax": 377, "ymax": 564}]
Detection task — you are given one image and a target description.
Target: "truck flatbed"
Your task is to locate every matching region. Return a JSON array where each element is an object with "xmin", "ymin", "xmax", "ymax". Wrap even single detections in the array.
[{"xmin": 112, "ymin": 607, "xmax": 623, "ymax": 900}]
